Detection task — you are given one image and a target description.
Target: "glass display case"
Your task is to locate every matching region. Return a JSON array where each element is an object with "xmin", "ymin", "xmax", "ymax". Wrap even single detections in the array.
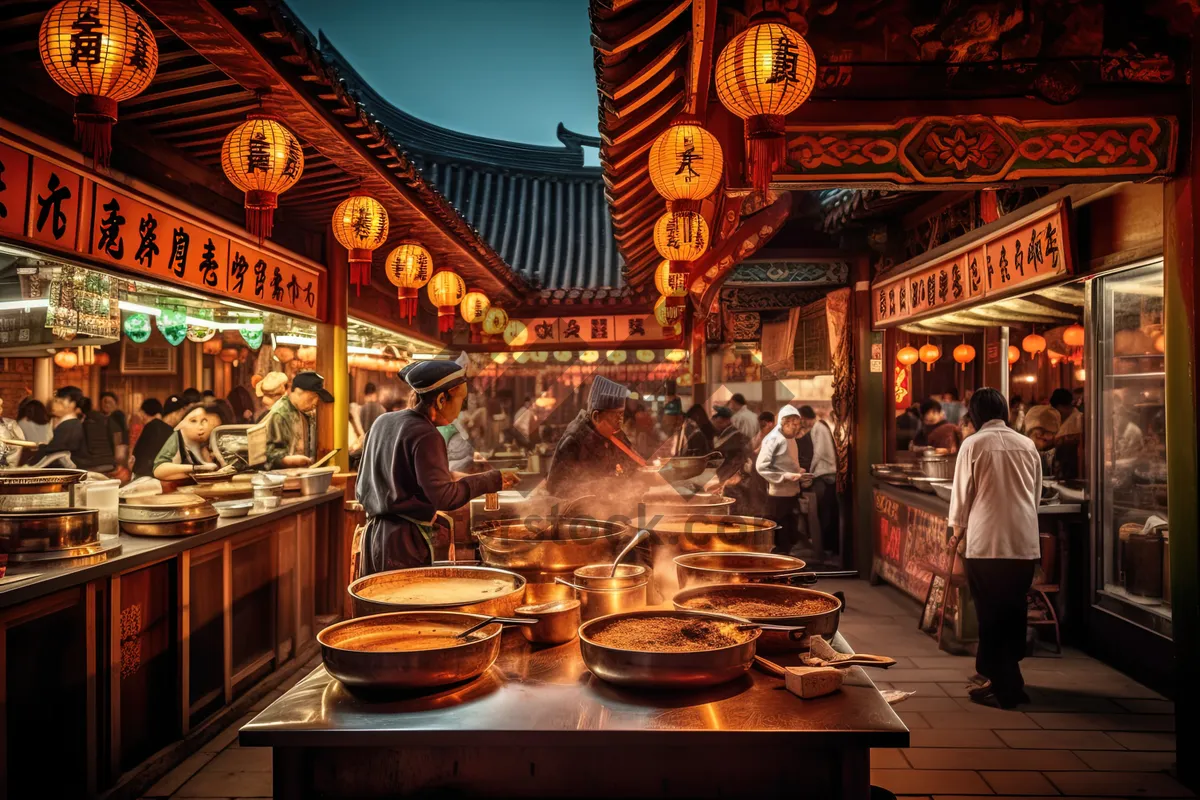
[{"xmin": 1090, "ymin": 260, "xmax": 1171, "ymax": 639}]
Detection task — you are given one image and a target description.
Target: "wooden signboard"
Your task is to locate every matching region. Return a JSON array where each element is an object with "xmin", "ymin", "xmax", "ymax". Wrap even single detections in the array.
[
  {"xmin": 872, "ymin": 200, "xmax": 1072, "ymax": 328},
  {"xmin": 871, "ymin": 488, "xmax": 953, "ymax": 602},
  {"xmin": 454, "ymin": 313, "xmax": 675, "ymax": 349},
  {"xmin": 0, "ymin": 134, "xmax": 323, "ymax": 321}
]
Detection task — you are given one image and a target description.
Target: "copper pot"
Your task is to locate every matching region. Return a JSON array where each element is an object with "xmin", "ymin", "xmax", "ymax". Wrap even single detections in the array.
[
  {"xmin": 348, "ymin": 565, "xmax": 527, "ymax": 618},
  {"xmin": 0, "ymin": 509, "xmax": 99, "ymax": 553}
]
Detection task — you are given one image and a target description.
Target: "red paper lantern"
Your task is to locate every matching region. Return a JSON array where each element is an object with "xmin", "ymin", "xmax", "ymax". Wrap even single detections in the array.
[{"xmin": 1022, "ymin": 333, "xmax": 1046, "ymax": 360}]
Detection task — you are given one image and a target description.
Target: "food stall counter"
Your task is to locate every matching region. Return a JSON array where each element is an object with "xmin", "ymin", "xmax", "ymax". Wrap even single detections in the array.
[{"xmin": 242, "ymin": 631, "xmax": 908, "ymax": 799}]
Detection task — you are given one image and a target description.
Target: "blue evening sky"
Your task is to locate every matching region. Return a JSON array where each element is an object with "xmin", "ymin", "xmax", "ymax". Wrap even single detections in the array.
[{"xmin": 287, "ymin": 0, "xmax": 601, "ymax": 162}]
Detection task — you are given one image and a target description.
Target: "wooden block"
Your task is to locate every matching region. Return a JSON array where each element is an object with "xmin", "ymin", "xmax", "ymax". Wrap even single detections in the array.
[{"xmin": 784, "ymin": 666, "xmax": 844, "ymax": 699}]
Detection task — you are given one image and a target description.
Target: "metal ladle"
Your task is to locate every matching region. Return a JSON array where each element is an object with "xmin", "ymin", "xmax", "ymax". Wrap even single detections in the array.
[
  {"xmin": 609, "ymin": 528, "xmax": 650, "ymax": 577},
  {"xmin": 454, "ymin": 616, "xmax": 539, "ymax": 639}
]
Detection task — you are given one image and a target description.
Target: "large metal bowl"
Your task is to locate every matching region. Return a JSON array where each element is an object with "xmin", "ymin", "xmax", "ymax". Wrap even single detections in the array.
[
  {"xmin": 672, "ymin": 583, "xmax": 841, "ymax": 652},
  {"xmin": 0, "ymin": 509, "xmax": 98, "ymax": 553},
  {"xmin": 643, "ymin": 514, "xmax": 776, "ymax": 555},
  {"xmin": 579, "ymin": 609, "xmax": 760, "ymax": 688},
  {"xmin": 0, "ymin": 468, "xmax": 86, "ymax": 496},
  {"xmin": 473, "ymin": 517, "xmax": 630, "ymax": 572},
  {"xmin": 319, "ymin": 611, "xmax": 503, "ymax": 690},
  {"xmin": 349, "ymin": 565, "xmax": 527, "ymax": 618},
  {"xmin": 674, "ymin": 551, "xmax": 808, "ymax": 590},
  {"xmin": 638, "ymin": 452, "xmax": 723, "ymax": 482},
  {"xmin": 640, "ymin": 490, "xmax": 736, "ymax": 518}
]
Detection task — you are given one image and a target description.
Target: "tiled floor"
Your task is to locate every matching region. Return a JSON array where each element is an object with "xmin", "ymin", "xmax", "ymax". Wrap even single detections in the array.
[{"xmin": 142, "ymin": 579, "xmax": 1187, "ymax": 800}]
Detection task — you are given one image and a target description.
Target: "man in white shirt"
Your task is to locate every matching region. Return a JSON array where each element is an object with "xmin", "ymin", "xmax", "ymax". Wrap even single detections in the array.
[
  {"xmin": 799, "ymin": 406, "xmax": 839, "ymax": 557},
  {"xmin": 755, "ymin": 405, "xmax": 807, "ymax": 555},
  {"xmin": 948, "ymin": 387, "xmax": 1042, "ymax": 709},
  {"xmin": 729, "ymin": 393, "xmax": 759, "ymax": 440}
]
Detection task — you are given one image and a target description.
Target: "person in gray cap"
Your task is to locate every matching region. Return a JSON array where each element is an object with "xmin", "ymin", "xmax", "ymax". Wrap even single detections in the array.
[
  {"xmin": 356, "ymin": 360, "xmax": 519, "ymax": 574},
  {"xmin": 545, "ymin": 376, "xmax": 640, "ymax": 500}
]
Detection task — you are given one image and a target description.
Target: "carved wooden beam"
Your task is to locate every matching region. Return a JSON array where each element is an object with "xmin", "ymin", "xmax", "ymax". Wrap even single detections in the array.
[
  {"xmin": 685, "ymin": 0, "xmax": 718, "ymax": 119},
  {"xmin": 776, "ymin": 114, "xmax": 1179, "ymax": 189},
  {"xmin": 688, "ymin": 190, "xmax": 793, "ymax": 315}
]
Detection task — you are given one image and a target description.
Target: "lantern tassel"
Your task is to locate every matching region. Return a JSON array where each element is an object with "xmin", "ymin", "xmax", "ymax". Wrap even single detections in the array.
[
  {"xmin": 75, "ymin": 95, "xmax": 118, "ymax": 168},
  {"xmin": 244, "ymin": 190, "xmax": 279, "ymax": 242},
  {"xmin": 745, "ymin": 114, "xmax": 787, "ymax": 192},
  {"xmin": 438, "ymin": 308, "xmax": 455, "ymax": 334}
]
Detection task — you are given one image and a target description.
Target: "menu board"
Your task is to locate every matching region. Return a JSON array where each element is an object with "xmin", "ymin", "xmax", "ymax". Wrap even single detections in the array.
[
  {"xmin": 872, "ymin": 200, "xmax": 1072, "ymax": 328},
  {"xmin": 871, "ymin": 488, "xmax": 953, "ymax": 602}
]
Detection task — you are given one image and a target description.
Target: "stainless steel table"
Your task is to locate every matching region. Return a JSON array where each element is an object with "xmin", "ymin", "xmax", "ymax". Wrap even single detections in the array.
[{"xmin": 242, "ymin": 631, "xmax": 908, "ymax": 798}]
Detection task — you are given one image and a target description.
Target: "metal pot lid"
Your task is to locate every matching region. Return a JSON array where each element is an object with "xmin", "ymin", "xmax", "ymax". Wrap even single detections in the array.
[
  {"xmin": 121, "ymin": 494, "xmax": 208, "ymax": 508},
  {"xmin": 0, "ymin": 468, "xmax": 87, "ymax": 485},
  {"xmin": 0, "ymin": 507, "xmax": 97, "ymax": 520}
]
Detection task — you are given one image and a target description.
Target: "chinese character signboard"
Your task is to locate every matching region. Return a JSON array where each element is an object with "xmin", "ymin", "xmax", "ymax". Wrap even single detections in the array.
[
  {"xmin": 871, "ymin": 200, "xmax": 1072, "ymax": 328},
  {"xmin": 0, "ymin": 135, "xmax": 321, "ymax": 320},
  {"xmin": 452, "ymin": 314, "xmax": 674, "ymax": 348}
]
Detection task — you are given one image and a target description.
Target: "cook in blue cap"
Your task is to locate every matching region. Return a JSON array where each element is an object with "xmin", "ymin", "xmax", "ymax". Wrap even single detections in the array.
[
  {"xmin": 545, "ymin": 375, "xmax": 641, "ymax": 499},
  {"xmin": 355, "ymin": 357, "xmax": 518, "ymax": 575}
]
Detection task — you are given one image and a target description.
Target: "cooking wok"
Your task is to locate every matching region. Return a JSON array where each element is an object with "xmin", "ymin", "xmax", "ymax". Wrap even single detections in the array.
[
  {"xmin": 640, "ymin": 451, "xmax": 724, "ymax": 482},
  {"xmin": 473, "ymin": 517, "xmax": 630, "ymax": 572},
  {"xmin": 673, "ymin": 551, "xmax": 857, "ymax": 590}
]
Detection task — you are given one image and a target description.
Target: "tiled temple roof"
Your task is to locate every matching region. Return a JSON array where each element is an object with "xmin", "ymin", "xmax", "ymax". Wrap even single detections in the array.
[{"xmin": 322, "ymin": 35, "xmax": 626, "ymax": 292}]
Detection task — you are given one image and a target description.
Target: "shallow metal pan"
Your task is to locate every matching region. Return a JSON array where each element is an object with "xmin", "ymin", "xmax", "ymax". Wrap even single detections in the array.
[
  {"xmin": 349, "ymin": 565, "xmax": 527, "ymax": 618},
  {"xmin": 473, "ymin": 517, "xmax": 630, "ymax": 572},
  {"xmin": 319, "ymin": 611, "xmax": 503, "ymax": 691},
  {"xmin": 0, "ymin": 509, "xmax": 98, "ymax": 553}
]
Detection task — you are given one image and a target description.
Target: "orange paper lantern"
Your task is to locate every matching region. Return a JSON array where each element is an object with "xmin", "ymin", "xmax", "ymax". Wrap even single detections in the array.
[
  {"xmin": 918, "ymin": 343, "xmax": 940, "ymax": 371},
  {"xmin": 202, "ymin": 338, "xmax": 224, "ymax": 356},
  {"xmin": 384, "ymin": 243, "xmax": 433, "ymax": 321},
  {"xmin": 1008, "ymin": 345, "xmax": 1020, "ymax": 365},
  {"xmin": 460, "ymin": 289, "xmax": 491, "ymax": 325},
  {"xmin": 1063, "ymin": 324, "xmax": 1085, "ymax": 348},
  {"xmin": 482, "ymin": 307, "xmax": 509, "ymax": 336},
  {"xmin": 952, "ymin": 343, "xmax": 975, "ymax": 371},
  {"xmin": 93, "ymin": 351, "xmax": 111, "ymax": 368},
  {"xmin": 274, "ymin": 346, "xmax": 295, "ymax": 364},
  {"xmin": 39, "ymin": 0, "xmax": 159, "ymax": 166},
  {"xmin": 427, "ymin": 270, "xmax": 466, "ymax": 334},
  {"xmin": 53, "ymin": 349, "xmax": 78, "ymax": 369},
  {"xmin": 219, "ymin": 347, "xmax": 238, "ymax": 364},
  {"xmin": 896, "ymin": 346, "xmax": 919, "ymax": 366},
  {"xmin": 714, "ymin": 15, "xmax": 816, "ymax": 190},
  {"xmin": 332, "ymin": 195, "xmax": 389, "ymax": 294},
  {"xmin": 1022, "ymin": 333, "xmax": 1046, "ymax": 360},
  {"xmin": 653, "ymin": 210, "xmax": 709, "ymax": 264},
  {"xmin": 648, "ymin": 116, "xmax": 723, "ymax": 207},
  {"xmin": 221, "ymin": 115, "xmax": 303, "ymax": 240}
]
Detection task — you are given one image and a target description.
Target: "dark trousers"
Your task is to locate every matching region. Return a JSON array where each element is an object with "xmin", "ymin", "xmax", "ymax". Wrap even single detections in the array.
[
  {"xmin": 769, "ymin": 494, "xmax": 799, "ymax": 555},
  {"xmin": 964, "ymin": 557, "xmax": 1037, "ymax": 696},
  {"xmin": 813, "ymin": 475, "xmax": 840, "ymax": 554}
]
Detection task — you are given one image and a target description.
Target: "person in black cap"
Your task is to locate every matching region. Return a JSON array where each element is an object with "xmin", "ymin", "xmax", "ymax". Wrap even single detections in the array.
[
  {"xmin": 262, "ymin": 371, "xmax": 333, "ymax": 470},
  {"xmin": 657, "ymin": 397, "xmax": 708, "ymax": 458},
  {"xmin": 545, "ymin": 376, "xmax": 641, "ymax": 500},
  {"xmin": 356, "ymin": 359, "xmax": 518, "ymax": 574}
]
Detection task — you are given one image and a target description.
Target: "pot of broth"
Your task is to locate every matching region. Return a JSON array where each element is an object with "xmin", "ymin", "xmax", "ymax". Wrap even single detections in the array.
[
  {"xmin": 643, "ymin": 514, "xmax": 777, "ymax": 555},
  {"xmin": 319, "ymin": 611, "xmax": 504, "ymax": 690},
  {"xmin": 348, "ymin": 565, "xmax": 527, "ymax": 618}
]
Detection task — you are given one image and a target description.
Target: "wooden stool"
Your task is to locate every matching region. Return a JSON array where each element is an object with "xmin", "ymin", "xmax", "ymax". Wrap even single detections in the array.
[
  {"xmin": 915, "ymin": 547, "xmax": 969, "ymax": 651},
  {"xmin": 1028, "ymin": 584, "xmax": 1062, "ymax": 655}
]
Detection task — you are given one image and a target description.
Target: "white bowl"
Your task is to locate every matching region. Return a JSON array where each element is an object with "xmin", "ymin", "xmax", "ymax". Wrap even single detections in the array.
[{"xmin": 212, "ymin": 499, "xmax": 254, "ymax": 519}]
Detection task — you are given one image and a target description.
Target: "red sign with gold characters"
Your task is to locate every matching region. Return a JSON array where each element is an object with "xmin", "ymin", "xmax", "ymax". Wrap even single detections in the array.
[
  {"xmin": 0, "ymin": 135, "xmax": 322, "ymax": 320},
  {"xmin": 871, "ymin": 200, "xmax": 1072, "ymax": 328}
]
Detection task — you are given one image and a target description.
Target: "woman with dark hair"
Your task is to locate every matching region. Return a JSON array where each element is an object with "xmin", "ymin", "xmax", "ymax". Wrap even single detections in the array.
[
  {"xmin": 356, "ymin": 361, "xmax": 519, "ymax": 575},
  {"xmin": 948, "ymin": 387, "xmax": 1042, "ymax": 709},
  {"xmin": 17, "ymin": 398, "xmax": 51, "ymax": 445}
]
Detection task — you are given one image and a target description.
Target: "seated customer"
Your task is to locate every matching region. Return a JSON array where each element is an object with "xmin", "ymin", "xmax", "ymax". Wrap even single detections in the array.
[
  {"xmin": 153, "ymin": 404, "xmax": 220, "ymax": 482},
  {"xmin": 912, "ymin": 399, "xmax": 960, "ymax": 452}
]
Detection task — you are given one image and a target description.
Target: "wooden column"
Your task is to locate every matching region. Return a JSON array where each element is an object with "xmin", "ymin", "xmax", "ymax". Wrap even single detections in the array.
[
  {"xmin": 317, "ymin": 230, "xmax": 350, "ymax": 472},
  {"xmin": 851, "ymin": 258, "xmax": 882, "ymax": 574},
  {"xmin": 689, "ymin": 312, "xmax": 707, "ymax": 406},
  {"xmin": 32, "ymin": 357, "xmax": 53, "ymax": 402}
]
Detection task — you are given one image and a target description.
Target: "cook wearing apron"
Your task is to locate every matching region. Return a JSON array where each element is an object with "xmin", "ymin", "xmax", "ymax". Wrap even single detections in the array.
[{"xmin": 355, "ymin": 360, "xmax": 515, "ymax": 575}]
